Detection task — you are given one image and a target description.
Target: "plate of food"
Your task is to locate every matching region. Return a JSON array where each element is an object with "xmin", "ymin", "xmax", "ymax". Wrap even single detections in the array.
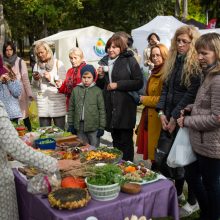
[
  {"xmin": 80, "ymin": 147, "xmax": 123, "ymax": 164},
  {"xmin": 118, "ymin": 161, "xmax": 159, "ymax": 185}
]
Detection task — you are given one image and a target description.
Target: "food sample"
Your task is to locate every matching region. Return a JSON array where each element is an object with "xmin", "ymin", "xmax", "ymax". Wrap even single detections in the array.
[{"xmin": 48, "ymin": 188, "xmax": 90, "ymax": 209}]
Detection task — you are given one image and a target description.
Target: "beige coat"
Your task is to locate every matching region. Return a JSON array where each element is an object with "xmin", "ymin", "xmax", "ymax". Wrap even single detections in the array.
[
  {"xmin": 13, "ymin": 57, "xmax": 33, "ymax": 119},
  {"xmin": 184, "ymin": 73, "xmax": 220, "ymax": 159}
]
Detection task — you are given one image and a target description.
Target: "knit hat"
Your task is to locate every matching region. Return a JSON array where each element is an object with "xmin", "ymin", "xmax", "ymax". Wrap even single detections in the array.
[
  {"xmin": 0, "ymin": 55, "xmax": 8, "ymax": 76},
  {"xmin": 80, "ymin": 64, "xmax": 96, "ymax": 79}
]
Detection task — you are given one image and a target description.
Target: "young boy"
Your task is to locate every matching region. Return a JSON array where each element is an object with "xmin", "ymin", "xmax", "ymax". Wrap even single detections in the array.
[{"xmin": 67, "ymin": 64, "xmax": 106, "ymax": 147}]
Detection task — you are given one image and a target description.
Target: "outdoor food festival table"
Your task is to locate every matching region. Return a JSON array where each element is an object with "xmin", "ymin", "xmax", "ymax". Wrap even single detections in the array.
[{"xmin": 14, "ymin": 169, "xmax": 179, "ymax": 220}]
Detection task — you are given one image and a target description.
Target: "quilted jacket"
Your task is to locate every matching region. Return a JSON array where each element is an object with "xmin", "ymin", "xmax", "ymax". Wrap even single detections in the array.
[{"xmin": 184, "ymin": 72, "xmax": 220, "ymax": 159}]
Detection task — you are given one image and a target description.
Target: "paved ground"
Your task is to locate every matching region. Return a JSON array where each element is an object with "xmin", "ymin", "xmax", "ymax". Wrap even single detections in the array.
[{"xmin": 100, "ymin": 106, "xmax": 151, "ymax": 167}]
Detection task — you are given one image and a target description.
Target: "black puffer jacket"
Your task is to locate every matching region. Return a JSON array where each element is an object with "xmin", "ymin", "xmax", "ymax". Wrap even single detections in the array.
[
  {"xmin": 97, "ymin": 50, "xmax": 143, "ymax": 130},
  {"xmin": 156, "ymin": 56, "xmax": 201, "ymax": 119}
]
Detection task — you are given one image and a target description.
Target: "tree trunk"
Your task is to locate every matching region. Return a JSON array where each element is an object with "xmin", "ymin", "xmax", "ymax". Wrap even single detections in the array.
[
  {"xmin": 175, "ymin": 0, "xmax": 181, "ymax": 18},
  {"xmin": 182, "ymin": 0, "xmax": 188, "ymax": 19}
]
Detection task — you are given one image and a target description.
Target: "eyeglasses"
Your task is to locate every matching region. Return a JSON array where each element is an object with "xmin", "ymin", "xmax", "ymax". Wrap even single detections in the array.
[{"xmin": 176, "ymin": 39, "xmax": 191, "ymax": 45}]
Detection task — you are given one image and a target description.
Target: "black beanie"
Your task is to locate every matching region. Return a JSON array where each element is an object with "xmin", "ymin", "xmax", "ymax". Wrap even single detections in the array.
[{"xmin": 80, "ymin": 64, "xmax": 96, "ymax": 79}]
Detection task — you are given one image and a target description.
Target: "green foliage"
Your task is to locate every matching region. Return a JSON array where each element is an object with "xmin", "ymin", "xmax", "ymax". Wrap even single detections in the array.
[
  {"xmin": 188, "ymin": 0, "xmax": 206, "ymax": 24},
  {"xmin": 87, "ymin": 164, "xmax": 123, "ymax": 185}
]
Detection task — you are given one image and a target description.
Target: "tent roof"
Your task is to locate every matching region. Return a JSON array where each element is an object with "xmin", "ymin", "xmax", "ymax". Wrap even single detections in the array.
[
  {"xmin": 132, "ymin": 16, "xmax": 185, "ymax": 33},
  {"xmin": 34, "ymin": 26, "xmax": 113, "ymax": 44}
]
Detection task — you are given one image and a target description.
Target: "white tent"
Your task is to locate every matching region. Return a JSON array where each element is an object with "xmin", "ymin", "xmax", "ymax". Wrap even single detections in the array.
[
  {"xmin": 34, "ymin": 26, "xmax": 114, "ymax": 69},
  {"xmin": 131, "ymin": 16, "xmax": 185, "ymax": 67},
  {"xmin": 199, "ymin": 28, "xmax": 220, "ymax": 35}
]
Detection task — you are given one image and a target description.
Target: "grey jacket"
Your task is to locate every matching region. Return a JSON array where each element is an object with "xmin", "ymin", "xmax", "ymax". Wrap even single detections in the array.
[{"xmin": 184, "ymin": 72, "xmax": 220, "ymax": 159}]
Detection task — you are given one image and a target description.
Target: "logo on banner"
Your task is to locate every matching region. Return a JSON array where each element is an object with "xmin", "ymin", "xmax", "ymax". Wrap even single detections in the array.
[{"xmin": 93, "ymin": 38, "xmax": 106, "ymax": 57}]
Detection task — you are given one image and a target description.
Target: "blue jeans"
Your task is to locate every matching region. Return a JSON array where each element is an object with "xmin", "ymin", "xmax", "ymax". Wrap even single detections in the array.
[{"xmin": 185, "ymin": 154, "xmax": 220, "ymax": 220}]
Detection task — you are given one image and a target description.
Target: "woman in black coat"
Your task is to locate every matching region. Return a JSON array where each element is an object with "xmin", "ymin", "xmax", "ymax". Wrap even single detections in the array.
[{"xmin": 97, "ymin": 35, "xmax": 143, "ymax": 161}]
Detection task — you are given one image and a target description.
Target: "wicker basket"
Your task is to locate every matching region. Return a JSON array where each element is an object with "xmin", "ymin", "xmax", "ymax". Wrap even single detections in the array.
[{"xmin": 85, "ymin": 178, "xmax": 120, "ymax": 201}]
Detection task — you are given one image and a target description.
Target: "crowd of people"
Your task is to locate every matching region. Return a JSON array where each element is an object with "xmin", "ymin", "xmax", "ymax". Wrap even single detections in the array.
[{"xmin": 0, "ymin": 26, "xmax": 220, "ymax": 220}]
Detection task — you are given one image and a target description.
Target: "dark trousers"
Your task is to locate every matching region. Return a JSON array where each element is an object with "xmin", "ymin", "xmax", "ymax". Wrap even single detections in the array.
[
  {"xmin": 39, "ymin": 116, "xmax": 65, "ymax": 130},
  {"xmin": 23, "ymin": 117, "xmax": 32, "ymax": 131},
  {"xmin": 10, "ymin": 118, "xmax": 19, "ymax": 124},
  {"xmin": 185, "ymin": 154, "xmax": 220, "ymax": 220},
  {"xmin": 111, "ymin": 128, "xmax": 134, "ymax": 161}
]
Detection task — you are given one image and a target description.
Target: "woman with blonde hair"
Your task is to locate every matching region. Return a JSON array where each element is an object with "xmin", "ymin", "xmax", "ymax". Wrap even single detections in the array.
[
  {"xmin": 32, "ymin": 41, "xmax": 66, "ymax": 130},
  {"xmin": 156, "ymin": 25, "xmax": 201, "ymax": 217},
  {"xmin": 136, "ymin": 44, "xmax": 168, "ymax": 161},
  {"xmin": 178, "ymin": 32, "xmax": 220, "ymax": 220},
  {"xmin": 56, "ymin": 47, "xmax": 86, "ymax": 111}
]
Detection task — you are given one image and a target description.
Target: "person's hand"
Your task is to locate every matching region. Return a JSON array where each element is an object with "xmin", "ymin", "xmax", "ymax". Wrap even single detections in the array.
[
  {"xmin": 177, "ymin": 116, "xmax": 185, "ymax": 128},
  {"xmin": 33, "ymin": 72, "xmax": 41, "ymax": 80},
  {"xmin": 29, "ymin": 96, "xmax": 34, "ymax": 101},
  {"xmin": 97, "ymin": 129, "xmax": 104, "ymax": 138},
  {"xmin": 107, "ymin": 83, "xmax": 117, "ymax": 90},
  {"xmin": 67, "ymin": 125, "xmax": 77, "ymax": 135},
  {"xmin": 55, "ymin": 79, "xmax": 62, "ymax": 88},
  {"xmin": 97, "ymin": 66, "xmax": 105, "ymax": 78},
  {"xmin": 57, "ymin": 158, "xmax": 81, "ymax": 171},
  {"xmin": 160, "ymin": 114, "xmax": 168, "ymax": 130},
  {"xmin": 1, "ymin": 74, "xmax": 10, "ymax": 83},
  {"xmin": 167, "ymin": 117, "xmax": 176, "ymax": 134},
  {"xmin": 44, "ymin": 71, "xmax": 51, "ymax": 82},
  {"xmin": 139, "ymin": 96, "xmax": 144, "ymax": 103}
]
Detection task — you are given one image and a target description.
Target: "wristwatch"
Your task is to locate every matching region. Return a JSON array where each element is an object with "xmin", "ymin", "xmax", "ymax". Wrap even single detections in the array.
[{"xmin": 158, "ymin": 110, "xmax": 164, "ymax": 118}]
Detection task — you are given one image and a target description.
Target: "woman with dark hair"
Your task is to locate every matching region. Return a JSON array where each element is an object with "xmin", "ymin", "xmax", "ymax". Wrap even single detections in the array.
[
  {"xmin": 3, "ymin": 41, "xmax": 33, "ymax": 131},
  {"xmin": 178, "ymin": 32, "xmax": 220, "ymax": 220},
  {"xmin": 136, "ymin": 44, "xmax": 168, "ymax": 161},
  {"xmin": 96, "ymin": 35, "xmax": 143, "ymax": 161},
  {"xmin": 143, "ymin": 33, "xmax": 160, "ymax": 70},
  {"xmin": 0, "ymin": 55, "xmax": 22, "ymax": 124}
]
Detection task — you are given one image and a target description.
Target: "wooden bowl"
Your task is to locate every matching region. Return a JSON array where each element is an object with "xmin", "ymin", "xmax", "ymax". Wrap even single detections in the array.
[{"xmin": 121, "ymin": 183, "xmax": 141, "ymax": 194}]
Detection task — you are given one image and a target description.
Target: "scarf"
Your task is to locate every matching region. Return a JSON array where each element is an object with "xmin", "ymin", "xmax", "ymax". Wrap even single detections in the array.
[
  {"xmin": 3, "ymin": 54, "xmax": 18, "ymax": 67},
  {"xmin": 108, "ymin": 56, "xmax": 118, "ymax": 83},
  {"xmin": 66, "ymin": 62, "xmax": 86, "ymax": 97},
  {"xmin": 38, "ymin": 56, "xmax": 54, "ymax": 72},
  {"xmin": 151, "ymin": 63, "xmax": 163, "ymax": 76}
]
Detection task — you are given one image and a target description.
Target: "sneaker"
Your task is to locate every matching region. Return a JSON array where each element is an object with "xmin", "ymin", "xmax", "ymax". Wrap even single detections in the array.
[
  {"xmin": 179, "ymin": 202, "xmax": 200, "ymax": 218},
  {"xmin": 178, "ymin": 193, "xmax": 186, "ymax": 203}
]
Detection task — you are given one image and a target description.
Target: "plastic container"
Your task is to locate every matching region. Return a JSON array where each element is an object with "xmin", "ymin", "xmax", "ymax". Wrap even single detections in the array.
[
  {"xmin": 85, "ymin": 178, "xmax": 120, "ymax": 201},
  {"xmin": 35, "ymin": 138, "xmax": 56, "ymax": 150}
]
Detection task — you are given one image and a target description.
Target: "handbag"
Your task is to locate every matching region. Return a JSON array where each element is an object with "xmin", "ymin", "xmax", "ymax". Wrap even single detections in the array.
[
  {"xmin": 167, "ymin": 127, "xmax": 197, "ymax": 168},
  {"xmin": 154, "ymin": 130, "xmax": 175, "ymax": 175},
  {"xmin": 154, "ymin": 129, "xmax": 184, "ymax": 179}
]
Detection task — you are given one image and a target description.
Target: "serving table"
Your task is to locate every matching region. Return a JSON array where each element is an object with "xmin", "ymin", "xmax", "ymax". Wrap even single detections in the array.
[{"xmin": 14, "ymin": 169, "xmax": 179, "ymax": 220}]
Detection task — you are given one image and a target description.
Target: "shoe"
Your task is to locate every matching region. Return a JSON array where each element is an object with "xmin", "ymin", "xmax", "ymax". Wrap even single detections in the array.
[
  {"xmin": 178, "ymin": 193, "xmax": 186, "ymax": 203},
  {"xmin": 179, "ymin": 202, "xmax": 200, "ymax": 218}
]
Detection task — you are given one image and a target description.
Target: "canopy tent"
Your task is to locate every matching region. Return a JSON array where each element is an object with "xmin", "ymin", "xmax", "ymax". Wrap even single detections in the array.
[
  {"xmin": 199, "ymin": 28, "xmax": 220, "ymax": 35},
  {"xmin": 131, "ymin": 16, "xmax": 185, "ymax": 67},
  {"xmin": 34, "ymin": 26, "xmax": 114, "ymax": 69}
]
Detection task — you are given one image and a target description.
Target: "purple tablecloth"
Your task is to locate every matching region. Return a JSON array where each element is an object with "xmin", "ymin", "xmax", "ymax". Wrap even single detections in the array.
[{"xmin": 14, "ymin": 170, "xmax": 179, "ymax": 220}]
